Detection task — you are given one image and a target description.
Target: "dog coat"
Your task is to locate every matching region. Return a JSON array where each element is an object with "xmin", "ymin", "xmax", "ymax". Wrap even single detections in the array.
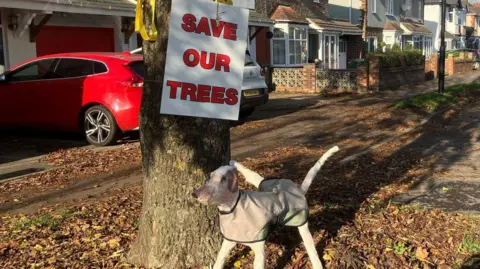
[{"xmin": 218, "ymin": 179, "xmax": 309, "ymax": 243}]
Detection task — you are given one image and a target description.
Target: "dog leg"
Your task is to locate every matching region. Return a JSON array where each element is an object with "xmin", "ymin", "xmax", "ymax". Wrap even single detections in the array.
[
  {"xmin": 213, "ymin": 239, "xmax": 237, "ymax": 269},
  {"xmin": 298, "ymin": 222, "xmax": 323, "ymax": 269},
  {"xmin": 230, "ymin": 160, "xmax": 264, "ymax": 188},
  {"xmin": 245, "ymin": 241, "xmax": 266, "ymax": 269}
]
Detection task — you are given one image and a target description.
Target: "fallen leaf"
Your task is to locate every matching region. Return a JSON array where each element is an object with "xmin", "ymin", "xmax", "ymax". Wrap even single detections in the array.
[{"xmin": 415, "ymin": 247, "xmax": 429, "ymax": 261}]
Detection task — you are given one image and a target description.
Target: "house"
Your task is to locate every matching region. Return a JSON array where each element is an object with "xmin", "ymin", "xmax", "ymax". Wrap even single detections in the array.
[
  {"xmin": 0, "ymin": 0, "xmax": 139, "ymax": 73},
  {"xmin": 424, "ymin": 0, "xmax": 468, "ymax": 52},
  {"xmin": 0, "ymin": 0, "xmax": 273, "ymax": 74},
  {"xmin": 253, "ymin": 0, "xmax": 363, "ymax": 69},
  {"xmin": 362, "ymin": 0, "xmax": 432, "ymax": 55},
  {"xmin": 399, "ymin": 0, "xmax": 433, "ymax": 56},
  {"xmin": 466, "ymin": 3, "xmax": 480, "ymax": 49}
]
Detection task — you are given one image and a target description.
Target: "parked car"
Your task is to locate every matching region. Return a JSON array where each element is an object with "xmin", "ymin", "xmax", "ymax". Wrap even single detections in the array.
[
  {"xmin": 129, "ymin": 48, "xmax": 269, "ymax": 118},
  {"xmin": 0, "ymin": 53, "xmax": 144, "ymax": 146}
]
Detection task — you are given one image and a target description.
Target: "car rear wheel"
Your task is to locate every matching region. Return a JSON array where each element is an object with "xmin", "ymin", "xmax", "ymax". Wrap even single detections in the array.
[{"xmin": 83, "ymin": 105, "xmax": 121, "ymax": 146}]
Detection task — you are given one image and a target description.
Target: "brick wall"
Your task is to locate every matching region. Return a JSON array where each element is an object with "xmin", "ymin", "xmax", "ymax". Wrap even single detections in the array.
[
  {"xmin": 425, "ymin": 53, "xmax": 438, "ymax": 80},
  {"xmin": 358, "ymin": 56, "xmax": 425, "ymax": 91},
  {"xmin": 445, "ymin": 53, "xmax": 474, "ymax": 75},
  {"xmin": 467, "ymin": 15, "xmax": 475, "ymax": 28}
]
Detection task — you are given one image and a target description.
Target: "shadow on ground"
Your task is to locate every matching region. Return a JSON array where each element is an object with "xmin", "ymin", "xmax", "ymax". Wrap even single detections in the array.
[{"xmin": 225, "ymin": 97, "xmax": 479, "ymax": 268}]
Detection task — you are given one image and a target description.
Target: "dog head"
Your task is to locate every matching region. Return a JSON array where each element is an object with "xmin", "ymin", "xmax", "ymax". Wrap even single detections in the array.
[{"xmin": 192, "ymin": 165, "xmax": 238, "ymax": 205}]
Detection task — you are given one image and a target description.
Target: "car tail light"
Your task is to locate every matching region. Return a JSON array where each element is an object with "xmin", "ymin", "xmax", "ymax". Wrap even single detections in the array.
[
  {"xmin": 128, "ymin": 75, "xmax": 144, "ymax": 89},
  {"xmin": 260, "ymin": 68, "xmax": 265, "ymax": 77}
]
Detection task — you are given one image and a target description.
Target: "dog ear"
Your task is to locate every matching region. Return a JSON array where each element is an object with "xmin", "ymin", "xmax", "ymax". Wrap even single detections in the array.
[{"xmin": 226, "ymin": 170, "xmax": 238, "ymax": 192}]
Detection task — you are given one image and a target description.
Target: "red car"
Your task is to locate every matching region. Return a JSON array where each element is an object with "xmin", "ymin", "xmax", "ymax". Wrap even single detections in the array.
[{"xmin": 0, "ymin": 53, "xmax": 144, "ymax": 146}]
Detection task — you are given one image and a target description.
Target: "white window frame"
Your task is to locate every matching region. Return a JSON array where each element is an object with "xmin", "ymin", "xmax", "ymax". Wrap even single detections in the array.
[
  {"xmin": 313, "ymin": 0, "xmax": 320, "ymax": 3},
  {"xmin": 448, "ymin": 7, "xmax": 454, "ymax": 23},
  {"xmin": 288, "ymin": 26, "xmax": 308, "ymax": 65},
  {"xmin": 386, "ymin": 0, "xmax": 394, "ymax": 15},
  {"xmin": 270, "ymin": 23, "xmax": 309, "ymax": 67},
  {"xmin": 423, "ymin": 36, "xmax": 433, "ymax": 57},
  {"xmin": 367, "ymin": 36, "xmax": 378, "ymax": 52},
  {"xmin": 272, "ymin": 26, "xmax": 287, "ymax": 66},
  {"xmin": 372, "ymin": 0, "xmax": 377, "ymax": 13}
]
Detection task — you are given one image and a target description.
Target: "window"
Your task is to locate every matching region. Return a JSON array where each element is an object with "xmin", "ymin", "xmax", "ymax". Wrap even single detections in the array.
[
  {"xmin": 272, "ymin": 28, "xmax": 286, "ymax": 65},
  {"xmin": 94, "ymin": 62, "xmax": 108, "ymax": 74},
  {"xmin": 386, "ymin": 0, "xmax": 394, "ymax": 15},
  {"xmin": 54, "ymin": 59, "xmax": 94, "ymax": 78},
  {"xmin": 372, "ymin": 0, "xmax": 377, "ymax": 13},
  {"xmin": 288, "ymin": 27, "xmax": 307, "ymax": 65},
  {"xmin": 0, "ymin": 26, "xmax": 5, "ymax": 74},
  {"xmin": 418, "ymin": 1, "xmax": 422, "ymax": 18},
  {"xmin": 244, "ymin": 54, "xmax": 255, "ymax": 66},
  {"xmin": 8, "ymin": 59, "xmax": 56, "ymax": 82},
  {"xmin": 424, "ymin": 36, "xmax": 433, "ymax": 57},
  {"xmin": 367, "ymin": 37, "xmax": 377, "ymax": 52},
  {"xmin": 128, "ymin": 61, "xmax": 145, "ymax": 77},
  {"xmin": 448, "ymin": 7, "xmax": 454, "ymax": 23},
  {"xmin": 313, "ymin": 0, "xmax": 320, "ymax": 3},
  {"xmin": 413, "ymin": 36, "xmax": 423, "ymax": 50}
]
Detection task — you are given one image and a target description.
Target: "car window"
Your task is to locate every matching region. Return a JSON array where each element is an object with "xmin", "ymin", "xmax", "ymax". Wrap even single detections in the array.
[
  {"xmin": 54, "ymin": 58, "xmax": 94, "ymax": 78},
  {"xmin": 245, "ymin": 54, "xmax": 255, "ymax": 66},
  {"xmin": 128, "ymin": 61, "xmax": 145, "ymax": 78},
  {"xmin": 94, "ymin": 62, "xmax": 108, "ymax": 74},
  {"xmin": 8, "ymin": 59, "xmax": 56, "ymax": 82}
]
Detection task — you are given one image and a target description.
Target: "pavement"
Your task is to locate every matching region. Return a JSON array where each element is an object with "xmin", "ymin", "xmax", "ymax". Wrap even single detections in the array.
[{"xmin": 393, "ymin": 103, "xmax": 480, "ymax": 214}]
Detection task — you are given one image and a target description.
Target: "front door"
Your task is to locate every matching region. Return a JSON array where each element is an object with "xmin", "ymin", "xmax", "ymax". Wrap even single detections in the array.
[
  {"xmin": 339, "ymin": 40, "xmax": 347, "ymax": 69},
  {"xmin": 324, "ymin": 35, "xmax": 337, "ymax": 69}
]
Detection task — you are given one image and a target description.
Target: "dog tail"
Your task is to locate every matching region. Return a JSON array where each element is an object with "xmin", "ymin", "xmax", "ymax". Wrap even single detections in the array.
[{"xmin": 300, "ymin": 146, "xmax": 339, "ymax": 194}]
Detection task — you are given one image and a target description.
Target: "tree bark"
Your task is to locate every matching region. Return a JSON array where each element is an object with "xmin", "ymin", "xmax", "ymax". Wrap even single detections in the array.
[{"xmin": 127, "ymin": 0, "xmax": 226, "ymax": 267}]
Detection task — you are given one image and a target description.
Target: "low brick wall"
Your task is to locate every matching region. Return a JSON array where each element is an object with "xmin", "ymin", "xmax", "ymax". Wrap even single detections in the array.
[
  {"xmin": 425, "ymin": 53, "xmax": 438, "ymax": 80},
  {"xmin": 360, "ymin": 56, "xmax": 425, "ymax": 91},
  {"xmin": 445, "ymin": 53, "xmax": 474, "ymax": 76},
  {"xmin": 272, "ymin": 64, "xmax": 357, "ymax": 93},
  {"xmin": 379, "ymin": 66, "xmax": 425, "ymax": 89}
]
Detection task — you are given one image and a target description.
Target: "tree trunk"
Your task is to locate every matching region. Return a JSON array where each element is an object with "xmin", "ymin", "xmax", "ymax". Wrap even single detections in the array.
[{"xmin": 127, "ymin": 0, "xmax": 226, "ymax": 267}]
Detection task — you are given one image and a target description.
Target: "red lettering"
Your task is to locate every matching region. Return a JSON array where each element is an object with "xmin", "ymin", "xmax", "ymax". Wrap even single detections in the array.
[
  {"xmin": 167, "ymin": 80, "xmax": 182, "ymax": 99},
  {"xmin": 215, "ymin": 54, "xmax": 231, "ymax": 72},
  {"xmin": 200, "ymin": 51, "xmax": 215, "ymax": 70},
  {"xmin": 225, "ymin": 88, "xmax": 238, "ymax": 105},
  {"xmin": 182, "ymin": 14, "xmax": 197, "ymax": 32},
  {"xmin": 210, "ymin": 19, "xmax": 225, "ymax": 38},
  {"xmin": 181, "ymin": 83, "xmax": 197, "ymax": 101},
  {"xmin": 223, "ymin": 22, "xmax": 238, "ymax": 41},
  {"xmin": 195, "ymin": 17, "xmax": 211, "ymax": 36},
  {"xmin": 211, "ymin": 87, "xmax": 225, "ymax": 104},
  {"xmin": 183, "ymin": 49, "xmax": 199, "ymax": 67},
  {"xmin": 197, "ymin": 85, "xmax": 211, "ymax": 102}
]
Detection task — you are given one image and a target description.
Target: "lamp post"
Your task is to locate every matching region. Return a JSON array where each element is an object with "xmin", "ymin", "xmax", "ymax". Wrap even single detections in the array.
[{"xmin": 438, "ymin": 0, "xmax": 447, "ymax": 94}]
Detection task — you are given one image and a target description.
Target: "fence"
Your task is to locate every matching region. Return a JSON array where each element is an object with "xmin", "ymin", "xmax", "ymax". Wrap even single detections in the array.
[{"xmin": 272, "ymin": 64, "xmax": 357, "ymax": 93}]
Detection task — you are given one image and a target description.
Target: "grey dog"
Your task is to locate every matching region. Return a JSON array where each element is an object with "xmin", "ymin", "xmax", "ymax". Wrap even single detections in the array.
[{"xmin": 192, "ymin": 146, "xmax": 339, "ymax": 269}]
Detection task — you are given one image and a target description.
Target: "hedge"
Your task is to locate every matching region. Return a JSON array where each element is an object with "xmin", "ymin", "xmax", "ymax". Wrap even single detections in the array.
[{"xmin": 367, "ymin": 49, "xmax": 424, "ymax": 68}]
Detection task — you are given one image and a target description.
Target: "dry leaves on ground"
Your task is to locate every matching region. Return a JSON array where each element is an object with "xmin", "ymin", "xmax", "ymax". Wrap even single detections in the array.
[{"xmin": 0, "ymin": 144, "xmax": 141, "ymax": 205}]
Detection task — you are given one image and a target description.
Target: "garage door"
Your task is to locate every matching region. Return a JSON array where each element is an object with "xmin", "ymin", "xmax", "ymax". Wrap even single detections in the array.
[{"xmin": 36, "ymin": 26, "xmax": 115, "ymax": 56}]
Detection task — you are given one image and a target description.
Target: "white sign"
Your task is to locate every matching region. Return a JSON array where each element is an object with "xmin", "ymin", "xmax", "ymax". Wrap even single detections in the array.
[
  {"xmin": 232, "ymin": 0, "xmax": 255, "ymax": 9},
  {"xmin": 160, "ymin": 0, "xmax": 249, "ymax": 120}
]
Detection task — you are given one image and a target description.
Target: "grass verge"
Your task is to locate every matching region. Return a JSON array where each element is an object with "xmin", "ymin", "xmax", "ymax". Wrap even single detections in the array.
[{"xmin": 393, "ymin": 83, "xmax": 480, "ymax": 113}]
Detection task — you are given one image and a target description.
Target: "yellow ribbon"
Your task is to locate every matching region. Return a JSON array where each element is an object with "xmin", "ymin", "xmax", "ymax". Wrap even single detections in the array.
[
  {"xmin": 135, "ymin": 0, "xmax": 158, "ymax": 41},
  {"xmin": 214, "ymin": 0, "xmax": 233, "ymax": 4}
]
